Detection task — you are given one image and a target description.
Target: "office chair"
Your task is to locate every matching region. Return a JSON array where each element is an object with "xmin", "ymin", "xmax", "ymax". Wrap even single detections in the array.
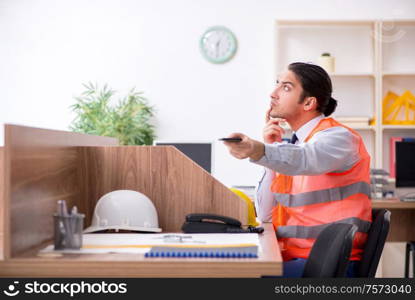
[
  {"xmin": 357, "ymin": 209, "xmax": 391, "ymax": 277},
  {"xmin": 302, "ymin": 223, "xmax": 357, "ymax": 278}
]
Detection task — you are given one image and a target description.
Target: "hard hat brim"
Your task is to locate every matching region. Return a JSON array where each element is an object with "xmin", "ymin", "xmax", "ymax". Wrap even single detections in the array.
[{"xmin": 83, "ymin": 225, "xmax": 162, "ymax": 234}]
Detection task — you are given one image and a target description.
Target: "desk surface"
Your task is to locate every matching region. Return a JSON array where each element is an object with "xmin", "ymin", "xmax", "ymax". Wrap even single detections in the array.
[
  {"xmin": 372, "ymin": 198, "xmax": 415, "ymax": 209},
  {"xmin": 0, "ymin": 224, "xmax": 282, "ymax": 278},
  {"xmin": 2, "ymin": 199, "xmax": 413, "ymax": 277}
]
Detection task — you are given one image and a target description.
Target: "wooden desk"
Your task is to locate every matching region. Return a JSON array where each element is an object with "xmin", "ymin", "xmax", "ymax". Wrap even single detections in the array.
[
  {"xmin": 372, "ymin": 199, "xmax": 415, "ymax": 241},
  {"xmin": 0, "ymin": 224, "xmax": 282, "ymax": 278}
]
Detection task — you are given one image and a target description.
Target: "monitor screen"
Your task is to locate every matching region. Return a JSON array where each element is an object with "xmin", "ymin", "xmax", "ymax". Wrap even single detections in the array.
[
  {"xmin": 396, "ymin": 141, "xmax": 415, "ymax": 187},
  {"xmin": 155, "ymin": 142, "xmax": 212, "ymax": 173}
]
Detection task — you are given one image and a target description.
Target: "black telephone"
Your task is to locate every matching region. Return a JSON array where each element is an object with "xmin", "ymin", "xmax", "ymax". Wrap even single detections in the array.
[{"xmin": 181, "ymin": 213, "xmax": 264, "ymax": 234}]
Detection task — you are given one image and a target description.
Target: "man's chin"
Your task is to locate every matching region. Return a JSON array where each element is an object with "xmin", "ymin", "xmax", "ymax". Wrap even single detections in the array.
[{"xmin": 270, "ymin": 112, "xmax": 284, "ymax": 119}]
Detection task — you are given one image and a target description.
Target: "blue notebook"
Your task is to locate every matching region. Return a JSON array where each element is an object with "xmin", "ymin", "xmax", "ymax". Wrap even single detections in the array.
[{"xmin": 145, "ymin": 246, "xmax": 258, "ymax": 258}]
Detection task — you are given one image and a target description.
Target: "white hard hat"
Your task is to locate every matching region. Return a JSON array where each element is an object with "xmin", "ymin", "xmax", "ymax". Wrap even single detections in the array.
[{"xmin": 84, "ymin": 190, "xmax": 162, "ymax": 233}]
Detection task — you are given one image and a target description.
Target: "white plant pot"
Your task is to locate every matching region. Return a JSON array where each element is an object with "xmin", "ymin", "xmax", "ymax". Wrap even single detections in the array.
[{"xmin": 318, "ymin": 56, "xmax": 335, "ymax": 73}]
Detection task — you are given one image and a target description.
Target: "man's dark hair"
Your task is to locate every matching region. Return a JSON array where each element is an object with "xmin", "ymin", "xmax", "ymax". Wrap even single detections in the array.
[{"xmin": 288, "ymin": 62, "xmax": 337, "ymax": 116}]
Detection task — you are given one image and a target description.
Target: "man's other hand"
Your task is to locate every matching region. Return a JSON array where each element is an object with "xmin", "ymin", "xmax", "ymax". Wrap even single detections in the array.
[{"xmin": 264, "ymin": 107, "xmax": 285, "ymax": 144}]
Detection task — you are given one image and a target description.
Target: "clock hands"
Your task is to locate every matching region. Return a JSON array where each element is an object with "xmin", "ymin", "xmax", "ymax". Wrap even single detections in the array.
[{"xmin": 215, "ymin": 38, "xmax": 222, "ymax": 58}]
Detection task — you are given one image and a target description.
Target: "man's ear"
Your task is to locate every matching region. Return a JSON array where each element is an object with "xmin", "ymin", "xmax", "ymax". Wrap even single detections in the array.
[{"xmin": 303, "ymin": 97, "xmax": 317, "ymax": 112}]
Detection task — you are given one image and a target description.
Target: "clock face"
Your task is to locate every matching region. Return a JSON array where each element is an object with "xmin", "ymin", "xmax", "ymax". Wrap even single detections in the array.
[{"xmin": 200, "ymin": 26, "xmax": 237, "ymax": 64}]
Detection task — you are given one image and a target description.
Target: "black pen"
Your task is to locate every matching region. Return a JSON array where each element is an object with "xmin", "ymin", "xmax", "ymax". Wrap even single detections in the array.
[{"xmin": 218, "ymin": 138, "xmax": 242, "ymax": 142}]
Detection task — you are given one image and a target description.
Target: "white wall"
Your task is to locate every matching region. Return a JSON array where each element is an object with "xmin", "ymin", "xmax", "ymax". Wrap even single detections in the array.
[{"xmin": 1, "ymin": 0, "xmax": 415, "ymax": 188}]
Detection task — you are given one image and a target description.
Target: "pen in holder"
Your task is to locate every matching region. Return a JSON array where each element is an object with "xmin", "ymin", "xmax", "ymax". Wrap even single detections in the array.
[{"xmin": 53, "ymin": 211, "xmax": 85, "ymax": 250}]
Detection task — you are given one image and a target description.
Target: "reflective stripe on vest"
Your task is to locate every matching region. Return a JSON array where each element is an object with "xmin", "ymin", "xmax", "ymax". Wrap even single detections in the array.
[
  {"xmin": 277, "ymin": 217, "xmax": 371, "ymax": 239},
  {"xmin": 272, "ymin": 181, "xmax": 371, "ymax": 207}
]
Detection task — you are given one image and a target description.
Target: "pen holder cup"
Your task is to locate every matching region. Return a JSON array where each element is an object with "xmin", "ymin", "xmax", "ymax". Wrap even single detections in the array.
[{"xmin": 53, "ymin": 213, "xmax": 85, "ymax": 250}]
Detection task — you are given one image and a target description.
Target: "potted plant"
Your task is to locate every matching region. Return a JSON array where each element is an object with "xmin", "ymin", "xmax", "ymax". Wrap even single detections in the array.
[{"xmin": 70, "ymin": 82, "xmax": 156, "ymax": 145}]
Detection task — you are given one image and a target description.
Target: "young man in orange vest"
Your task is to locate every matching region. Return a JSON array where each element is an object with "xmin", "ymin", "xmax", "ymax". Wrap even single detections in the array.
[{"xmin": 223, "ymin": 62, "xmax": 372, "ymax": 277}]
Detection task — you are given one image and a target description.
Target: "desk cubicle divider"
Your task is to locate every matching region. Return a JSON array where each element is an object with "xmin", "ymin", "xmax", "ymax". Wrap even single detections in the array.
[
  {"xmin": 0, "ymin": 146, "xmax": 3, "ymax": 259},
  {"xmin": 1, "ymin": 124, "xmax": 118, "ymax": 259},
  {"xmin": 1, "ymin": 124, "xmax": 247, "ymax": 259}
]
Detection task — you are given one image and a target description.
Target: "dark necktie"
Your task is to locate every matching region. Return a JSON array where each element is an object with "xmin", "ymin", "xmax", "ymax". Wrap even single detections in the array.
[{"xmin": 290, "ymin": 133, "xmax": 298, "ymax": 144}]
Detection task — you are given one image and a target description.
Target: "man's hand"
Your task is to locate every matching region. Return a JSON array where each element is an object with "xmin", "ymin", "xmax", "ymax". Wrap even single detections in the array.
[
  {"xmin": 223, "ymin": 133, "xmax": 265, "ymax": 161},
  {"xmin": 263, "ymin": 107, "xmax": 285, "ymax": 144}
]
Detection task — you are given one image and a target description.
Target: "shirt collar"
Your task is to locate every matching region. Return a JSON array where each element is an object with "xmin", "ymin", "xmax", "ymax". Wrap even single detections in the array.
[{"xmin": 293, "ymin": 114, "xmax": 325, "ymax": 144}]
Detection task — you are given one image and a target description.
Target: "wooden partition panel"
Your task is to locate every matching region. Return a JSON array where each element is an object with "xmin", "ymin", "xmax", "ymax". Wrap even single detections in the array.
[
  {"xmin": 372, "ymin": 200, "xmax": 415, "ymax": 241},
  {"xmin": 78, "ymin": 146, "xmax": 248, "ymax": 232},
  {"xmin": 4, "ymin": 125, "xmax": 118, "ymax": 258},
  {"xmin": 4, "ymin": 124, "xmax": 247, "ymax": 258},
  {"xmin": 387, "ymin": 210, "xmax": 415, "ymax": 241},
  {"xmin": 0, "ymin": 147, "xmax": 3, "ymax": 259}
]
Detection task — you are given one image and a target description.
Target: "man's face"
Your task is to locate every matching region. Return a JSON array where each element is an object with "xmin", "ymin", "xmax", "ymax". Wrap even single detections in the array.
[{"xmin": 269, "ymin": 70, "xmax": 304, "ymax": 119}]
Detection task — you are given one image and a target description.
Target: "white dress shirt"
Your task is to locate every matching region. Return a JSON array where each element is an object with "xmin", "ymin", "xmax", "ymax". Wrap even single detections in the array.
[{"xmin": 251, "ymin": 114, "xmax": 361, "ymax": 222}]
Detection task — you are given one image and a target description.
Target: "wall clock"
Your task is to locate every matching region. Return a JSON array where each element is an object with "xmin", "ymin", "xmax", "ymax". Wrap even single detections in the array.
[{"xmin": 200, "ymin": 26, "xmax": 237, "ymax": 64}]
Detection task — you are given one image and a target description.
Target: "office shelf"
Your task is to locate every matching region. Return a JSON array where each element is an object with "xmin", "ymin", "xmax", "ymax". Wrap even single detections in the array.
[
  {"xmin": 382, "ymin": 72, "xmax": 415, "ymax": 76},
  {"xmin": 329, "ymin": 72, "xmax": 375, "ymax": 77},
  {"xmin": 349, "ymin": 125, "xmax": 376, "ymax": 130},
  {"xmin": 382, "ymin": 125, "xmax": 415, "ymax": 130}
]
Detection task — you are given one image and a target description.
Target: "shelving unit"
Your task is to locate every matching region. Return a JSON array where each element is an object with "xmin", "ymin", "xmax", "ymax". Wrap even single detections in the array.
[
  {"xmin": 379, "ymin": 20, "xmax": 415, "ymax": 175},
  {"xmin": 275, "ymin": 20, "xmax": 415, "ymax": 172}
]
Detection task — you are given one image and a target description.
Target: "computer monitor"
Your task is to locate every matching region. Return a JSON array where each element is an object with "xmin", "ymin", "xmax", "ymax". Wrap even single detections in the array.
[
  {"xmin": 396, "ymin": 141, "xmax": 415, "ymax": 187},
  {"xmin": 154, "ymin": 141, "xmax": 213, "ymax": 173}
]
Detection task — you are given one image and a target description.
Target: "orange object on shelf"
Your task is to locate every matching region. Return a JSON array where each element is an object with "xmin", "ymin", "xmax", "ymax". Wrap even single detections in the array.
[{"xmin": 382, "ymin": 90, "xmax": 415, "ymax": 125}]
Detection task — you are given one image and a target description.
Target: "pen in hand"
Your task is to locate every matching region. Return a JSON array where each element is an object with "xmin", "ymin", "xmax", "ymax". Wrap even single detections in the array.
[{"xmin": 218, "ymin": 137, "xmax": 242, "ymax": 142}]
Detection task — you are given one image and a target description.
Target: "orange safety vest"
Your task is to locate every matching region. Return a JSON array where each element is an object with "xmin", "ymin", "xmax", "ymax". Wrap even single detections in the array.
[{"xmin": 271, "ymin": 117, "xmax": 372, "ymax": 261}]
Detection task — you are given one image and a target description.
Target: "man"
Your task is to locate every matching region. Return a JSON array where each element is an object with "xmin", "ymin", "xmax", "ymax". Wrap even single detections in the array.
[{"xmin": 223, "ymin": 62, "xmax": 372, "ymax": 277}]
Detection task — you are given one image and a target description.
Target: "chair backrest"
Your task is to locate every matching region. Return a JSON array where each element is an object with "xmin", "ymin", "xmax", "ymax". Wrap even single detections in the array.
[
  {"xmin": 303, "ymin": 223, "xmax": 357, "ymax": 278},
  {"xmin": 357, "ymin": 209, "xmax": 391, "ymax": 277}
]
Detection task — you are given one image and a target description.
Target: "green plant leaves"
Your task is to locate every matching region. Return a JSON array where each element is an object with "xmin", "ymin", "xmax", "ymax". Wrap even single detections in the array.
[{"xmin": 69, "ymin": 82, "xmax": 156, "ymax": 145}]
